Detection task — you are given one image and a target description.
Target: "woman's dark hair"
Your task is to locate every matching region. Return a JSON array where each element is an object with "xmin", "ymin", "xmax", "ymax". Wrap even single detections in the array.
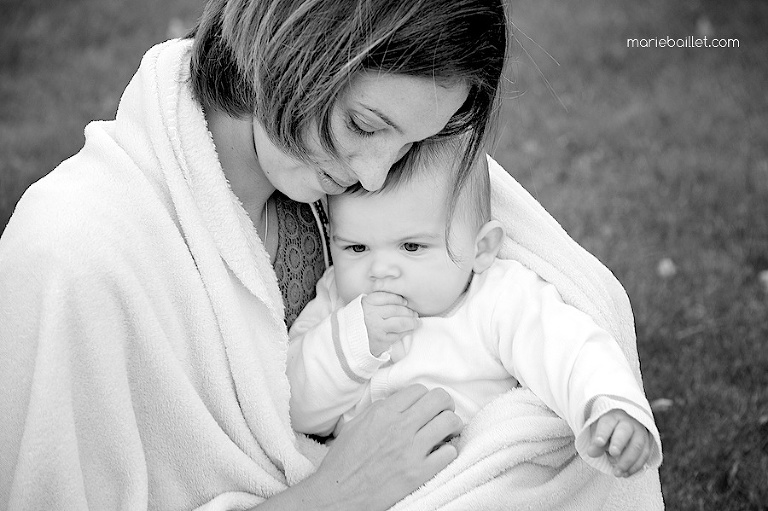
[{"xmin": 189, "ymin": 0, "xmax": 507, "ymax": 191}]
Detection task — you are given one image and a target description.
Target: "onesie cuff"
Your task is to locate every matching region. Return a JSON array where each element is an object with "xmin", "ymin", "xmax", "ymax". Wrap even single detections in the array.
[
  {"xmin": 575, "ymin": 395, "xmax": 663, "ymax": 476},
  {"xmin": 335, "ymin": 295, "xmax": 390, "ymax": 379}
]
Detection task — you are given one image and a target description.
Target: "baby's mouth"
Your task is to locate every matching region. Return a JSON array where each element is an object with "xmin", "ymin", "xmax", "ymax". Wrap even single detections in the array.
[{"xmin": 371, "ymin": 281, "xmax": 398, "ymax": 295}]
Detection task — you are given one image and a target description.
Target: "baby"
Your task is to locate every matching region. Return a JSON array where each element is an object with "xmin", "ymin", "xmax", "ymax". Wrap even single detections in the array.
[{"xmin": 287, "ymin": 139, "xmax": 662, "ymax": 478}]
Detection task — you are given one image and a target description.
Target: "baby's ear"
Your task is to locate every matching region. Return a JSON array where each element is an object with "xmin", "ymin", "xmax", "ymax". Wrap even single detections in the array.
[{"xmin": 473, "ymin": 220, "xmax": 505, "ymax": 274}]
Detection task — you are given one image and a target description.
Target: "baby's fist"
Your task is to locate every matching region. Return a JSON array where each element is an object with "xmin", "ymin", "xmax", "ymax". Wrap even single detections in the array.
[
  {"xmin": 361, "ymin": 292, "xmax": 419, "ymax": 356},
  {"xmin": 587, "ymin": 409, "xmax": 652, "ymax": 477}
]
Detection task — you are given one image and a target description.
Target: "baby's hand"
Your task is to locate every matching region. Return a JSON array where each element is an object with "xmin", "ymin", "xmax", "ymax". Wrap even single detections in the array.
[
  {"xmin": 361, "ymin": 292, "xmax": 419, "ymax": 356},
  {"xmin": 587, "ymin": 409, "xmax": 652, "ymax": 478}
]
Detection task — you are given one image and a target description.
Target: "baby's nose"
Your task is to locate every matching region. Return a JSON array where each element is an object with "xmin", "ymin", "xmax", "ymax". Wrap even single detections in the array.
[{"xmin": 369, "ymin": 258, "xmax": 400, "ymax": 280}]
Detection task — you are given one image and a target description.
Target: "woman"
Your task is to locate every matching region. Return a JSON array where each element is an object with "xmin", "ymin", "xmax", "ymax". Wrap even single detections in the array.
[{"xmin": 0, "ymin": 0, "xmax": 507, "ymax": 509}]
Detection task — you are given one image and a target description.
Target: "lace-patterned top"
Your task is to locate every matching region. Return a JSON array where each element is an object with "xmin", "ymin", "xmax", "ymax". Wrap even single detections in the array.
[{"xmin": 272, "ymin": 192, "xmax": 331, "ymax": 329}]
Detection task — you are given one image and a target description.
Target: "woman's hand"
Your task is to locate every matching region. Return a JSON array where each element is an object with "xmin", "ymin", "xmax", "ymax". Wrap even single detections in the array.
[{"xmin": 301, "ymin": 384, "xmax": 463, "ymax": 510}]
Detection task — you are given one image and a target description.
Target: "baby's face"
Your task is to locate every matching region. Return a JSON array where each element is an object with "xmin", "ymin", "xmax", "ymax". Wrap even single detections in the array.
[{"xmin": 329, "ymin": 174, "xmax": 477, "ymax": 317}]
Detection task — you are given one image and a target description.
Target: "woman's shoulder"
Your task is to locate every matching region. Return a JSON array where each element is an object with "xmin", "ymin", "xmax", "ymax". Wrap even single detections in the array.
[{"xmin": 1, "ymin": 146, "xmax": 176, "ymax": 276}]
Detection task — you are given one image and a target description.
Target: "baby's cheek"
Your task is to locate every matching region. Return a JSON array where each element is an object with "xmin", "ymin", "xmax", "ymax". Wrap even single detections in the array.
[
  {"xmin": 336, "ymin": 270, "xmax": 367, "ymax": 304},
  {"xmin": 406, "ymin": 278, "xmax": 444, "ymax": 315},
  {"xmin": 416, "ymin": 271, "xmax": 469, "ymax": 315}
]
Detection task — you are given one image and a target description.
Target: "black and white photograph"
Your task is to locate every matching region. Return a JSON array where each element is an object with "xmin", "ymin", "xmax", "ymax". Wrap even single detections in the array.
[{"xmin": 1, "ymin": 1, "xmax": 765, "ymax": 509}]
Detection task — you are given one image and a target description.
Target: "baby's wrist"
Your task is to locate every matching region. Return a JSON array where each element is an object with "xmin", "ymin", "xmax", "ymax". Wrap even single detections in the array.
[
  {"xmin": 340, "ymin": 295, "xmax": 389, "ymax": 372},
  {"xmin": 368, "ymin": 335, "xmax": 386, "ymax": 357}
]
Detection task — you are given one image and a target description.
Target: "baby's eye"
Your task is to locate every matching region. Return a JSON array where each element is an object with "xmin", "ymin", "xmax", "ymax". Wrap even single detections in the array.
[
  {"xmin": 346, "ymin": 244, "xmax": 367, "ymax": 253},
  {"xmin": 402, "ymin": 242, "xmax": 423, "ymax": 253}
]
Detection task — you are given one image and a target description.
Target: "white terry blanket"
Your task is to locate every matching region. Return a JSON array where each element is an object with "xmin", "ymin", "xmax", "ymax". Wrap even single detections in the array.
[
  {"xmin": 0, "ymin": 39, "xmax": 662, "ymax": 510},
  {"xmin": 0, "ymin": 39, "xmax": 319, "ymax": 511},
  {"xmin": 387, "ymin": 159, "xmax": 665, "ymax": 510}
]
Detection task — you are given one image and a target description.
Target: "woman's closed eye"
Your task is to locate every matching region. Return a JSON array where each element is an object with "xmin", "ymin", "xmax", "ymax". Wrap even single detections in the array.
[{"xmin": 347, "ymin": 114, "xmax": 378, "ymax": 138}]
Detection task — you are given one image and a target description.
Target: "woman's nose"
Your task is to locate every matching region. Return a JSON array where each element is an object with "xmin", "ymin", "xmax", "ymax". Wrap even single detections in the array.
[
  {"xmin": 355, "ymin": 143, "xmax": 414, "ymax": 191},
  {"xmin": 356, "ymin": 162, "xmax": 389, "ymax": 192}
]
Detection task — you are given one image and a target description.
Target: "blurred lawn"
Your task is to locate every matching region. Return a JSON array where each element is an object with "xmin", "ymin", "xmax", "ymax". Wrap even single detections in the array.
[
  {"xmin": 1, "ymin": 0, "xmax": 767, "ymax": 509},
  {"xmin": 495, "ymin": 1, "xmax": 768, "ymax": 509},
  {"xmin": 0, "ymin": 0, "xmax": 205, "ymax": 225}
]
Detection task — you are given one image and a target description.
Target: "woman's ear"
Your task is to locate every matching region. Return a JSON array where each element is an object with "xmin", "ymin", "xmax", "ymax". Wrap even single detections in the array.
[{"xmin": 473, "ymin": 220, "xmax": 505, "ymax": 274}]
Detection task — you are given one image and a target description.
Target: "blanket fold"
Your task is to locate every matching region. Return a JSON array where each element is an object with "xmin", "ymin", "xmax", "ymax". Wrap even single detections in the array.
[
  {"xmin": 381, "ymin": 158, "xmax": 664, "ymax": 511},
  {"xmin": 0, "ymin": 38, "xmax": 662, "ymax": 510}
]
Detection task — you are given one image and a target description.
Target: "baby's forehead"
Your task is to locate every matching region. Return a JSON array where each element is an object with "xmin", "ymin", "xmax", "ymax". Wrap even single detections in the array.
[
  {"xmin": 329, "ymin": 175, "xmax": 451, "ymax": 228},
  {"xmin": 338, "ymin": 163, "xmax": 449, "ymax": 201}
]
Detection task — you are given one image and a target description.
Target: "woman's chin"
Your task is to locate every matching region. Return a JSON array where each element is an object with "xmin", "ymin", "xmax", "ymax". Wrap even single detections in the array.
[{"xmin": 277, "ymin": 187, "xmax": 325, "ymax": 204}]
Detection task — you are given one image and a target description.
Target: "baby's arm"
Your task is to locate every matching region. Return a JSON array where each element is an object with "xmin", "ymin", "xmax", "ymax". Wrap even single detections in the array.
[
  {"xmin": 493, "ymin": 269, "xmax": 662, "ymax": 477},
  {"xmin": 287, "ymin": 272, "xmax": 401, "ymax": 436},
  {"xmin": 288, "ymin": 305, "xmax": 376, "ymax": 436}
]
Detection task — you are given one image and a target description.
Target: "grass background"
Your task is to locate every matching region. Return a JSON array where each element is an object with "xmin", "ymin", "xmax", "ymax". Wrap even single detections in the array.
[{"xmin": 1, "ymin": 0, "xmax": 766, "ymax": 509}]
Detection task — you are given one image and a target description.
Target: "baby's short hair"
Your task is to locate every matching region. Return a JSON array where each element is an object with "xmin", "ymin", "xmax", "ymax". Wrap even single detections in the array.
[{"xmin": 343, "ymin": 136, "xmax": 491, "ymax": 232}]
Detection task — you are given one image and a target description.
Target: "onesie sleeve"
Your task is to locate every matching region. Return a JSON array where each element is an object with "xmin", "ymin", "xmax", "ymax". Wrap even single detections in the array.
[
  {"xmin": 287, "ymin": 269, "xmax": 389, "ymax": 436},
  {"xmin": 491, "ymin": 265, "xmax": 662, "ymax": 474}
]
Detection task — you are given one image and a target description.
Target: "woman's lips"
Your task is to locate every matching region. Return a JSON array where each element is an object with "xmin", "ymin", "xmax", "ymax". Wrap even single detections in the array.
[{"xmin": 317, "ymin": 170, "xmax": 352, "ymax": 195}]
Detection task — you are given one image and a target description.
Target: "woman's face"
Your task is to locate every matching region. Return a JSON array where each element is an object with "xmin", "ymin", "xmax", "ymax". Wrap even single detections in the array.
[{"xmin": 253, "ymin": 72, "xmax": 469, "ymax": 203}]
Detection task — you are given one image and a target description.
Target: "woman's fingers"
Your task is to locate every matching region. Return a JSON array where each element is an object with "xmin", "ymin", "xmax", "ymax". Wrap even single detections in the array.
[
  {"xmin": 379, "ymin": 386, "xmax": 459, "ymax": 440},
  {"xmin": 382, "ymin": 384, "xmax": 430, "ymax": 413},
  {"xmin": 316, "ymin": 386, "xmax": 461, "ymax": 511},
  {"xmin": 415, "ymin": 409, "xmax": 463, "ymax": 455},
  {"xmin": 402, "ymin": 387, "xmax": 456, "ymax": 431},
  {"xmin": 424, "ymin": 442, "xmax": 459, "ymax": 475}
]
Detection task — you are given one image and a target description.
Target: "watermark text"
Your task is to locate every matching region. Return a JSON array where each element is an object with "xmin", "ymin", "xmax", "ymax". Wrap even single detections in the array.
[{"xmin": 627, "ymin": 36, "xmax": 739, "ymax": 48}]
